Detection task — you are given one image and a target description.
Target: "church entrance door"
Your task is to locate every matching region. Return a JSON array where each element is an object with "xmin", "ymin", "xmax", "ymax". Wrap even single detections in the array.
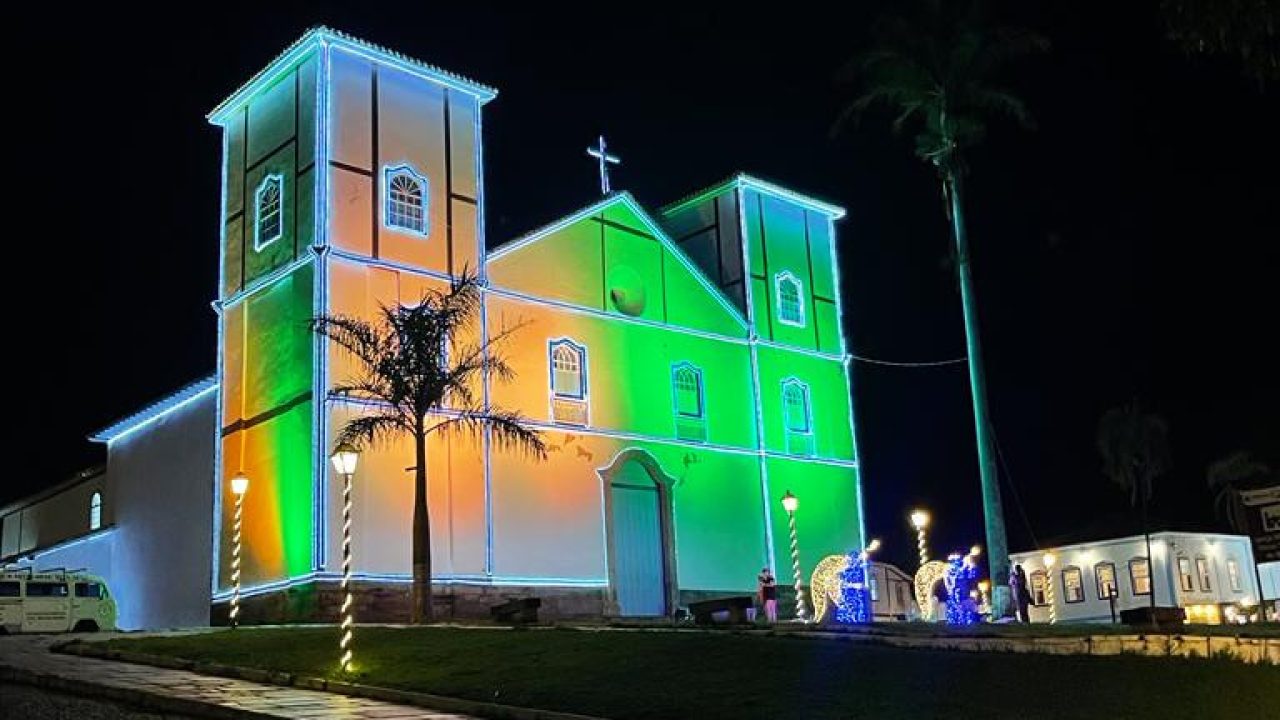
[{"xmin": 599, "ymin": 450, "xmax": 677, "ymax": 617}]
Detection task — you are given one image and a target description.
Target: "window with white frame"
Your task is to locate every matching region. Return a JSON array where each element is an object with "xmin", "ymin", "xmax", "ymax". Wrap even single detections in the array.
[
  {"xmin": 1062, "ymin": 566, "xmax": 1084, "ymax": 603},
  {"xmin": 1129, "ymin": 557, "xmax": 1151, "ymax": 595},
  {"xmin": 1195, "ymin": 557, "xmax": 1211, "ymax": 592},
  {"xmin": 672, "ymin": 364, "xmax": 703, "ymax": 418},
  {"xmin": 89, "ymin": 491, "xmax": 102, "ymax": 531},
  {"xmin": 1227, "ymin": 558, "xmax": 1242, "ymax": 592},
  {"xmin": 1177, "ymin": 556, "xmax": 1194, "ymax": 592},
  {"xmin": 782, "ymin": 379, "xmax": 812, "ymax": 434},
  {"xmin": 775, "ymin": 272, "xmax": 804, "ymax": 326},
  {"xmin": 254, "ymin": 175, "xmax": 283, "ymax": 251},
  {"xmin": 550, "ymin": 340, "xmax": 585, "ymax": 399},
  {"xmin": 1095, "ymin": 562, "xmax": 1118, "ymax": 599},
  {"xmin": 1030, "ymin": 570, "xmax": 1048, "ymax": 606},
  {"xmin": 385, "ymin": 165, "xmax": 427, "ymax": 234}
]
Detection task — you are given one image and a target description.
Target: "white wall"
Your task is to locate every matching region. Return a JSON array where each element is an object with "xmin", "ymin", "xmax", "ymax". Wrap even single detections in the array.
[{"xmin": 1011, "ymin": 532, "xmax": 1259, "ymax": 624}]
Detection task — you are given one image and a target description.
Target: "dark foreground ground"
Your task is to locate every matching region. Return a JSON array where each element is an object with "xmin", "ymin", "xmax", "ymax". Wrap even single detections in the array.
[
  {"xmin": 102, "ymin": 626, "xmax": 1280, "ymax": 720},
  {"xmin": 1, "ymin": 682, "xmax": 199, "ymax": 719}
]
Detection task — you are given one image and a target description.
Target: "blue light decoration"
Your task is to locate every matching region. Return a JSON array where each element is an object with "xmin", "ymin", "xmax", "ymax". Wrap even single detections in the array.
[
  {"xmin": 835, "ymin": 551, "xmax": 871, "ymax": 624},
  {"xmin": 944, "ymin": 553, "xmax": 982, "ymax": 626}
]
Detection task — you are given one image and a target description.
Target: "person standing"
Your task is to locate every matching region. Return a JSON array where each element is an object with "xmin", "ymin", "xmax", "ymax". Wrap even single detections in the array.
[
  {"xmin": 1012, "ymin": 564, "xmax": 1032, "ymax": 623},
  {"xmin": 758, "ymin": 567, "xmax": 778, "ymax": 623}
]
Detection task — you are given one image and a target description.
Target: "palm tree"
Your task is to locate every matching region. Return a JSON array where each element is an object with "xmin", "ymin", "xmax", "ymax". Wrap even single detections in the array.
[
  {"xmin": 313, "ymin": 270, "xmax": 546, "ymax": 623},
  {"xmin": 1207, "ymin": 451, "xmax": 1270, "ymax": 532},
  {"xmin": 836, "ymin": 0, "xmax": 1047, "ymax": 618},
  {"xmin": 1097, "ymin": 400, "xmax": 1172, "ymax": 611}
]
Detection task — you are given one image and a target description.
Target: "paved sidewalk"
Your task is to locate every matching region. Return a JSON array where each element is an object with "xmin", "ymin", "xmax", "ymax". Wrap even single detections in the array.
[{"xmin": 0, "ymin": 633, "xmax": 474, "ymax": 719}]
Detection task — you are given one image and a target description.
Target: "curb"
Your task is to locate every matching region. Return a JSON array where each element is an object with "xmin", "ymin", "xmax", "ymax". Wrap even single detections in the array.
[
  {"xmin": 59, "ymin": 641, "xmax": 605, "ymax": 720},
  {"xmin": 0, "ymin": 663, "xmax": 275, "ymax": 720}
]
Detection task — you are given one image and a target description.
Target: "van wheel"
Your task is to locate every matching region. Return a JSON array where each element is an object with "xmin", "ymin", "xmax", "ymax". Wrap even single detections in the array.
[{"xmin": 72, "ymin": 620, "xmax": 100, "ymax": 633}]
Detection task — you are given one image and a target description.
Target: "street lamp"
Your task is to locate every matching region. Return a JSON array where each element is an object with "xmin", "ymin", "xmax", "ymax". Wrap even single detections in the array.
[
  {"xmin": 229, "ymin": 473, "xmax": 249, "ymax": 628},
  {"xmin": 331, "ymin": 443, "xmax": 361, "ymax": 671},
  {"xmin": 1043, "ymin": 551, "xmax": 1057, "ymax": 624},
  {"xmin": 910, "ymin": 509, "xmax": 930, "ymax": 569},
  {"xmin": 780, "ymin": 490, "xmax": 806, "ymax": 623}
]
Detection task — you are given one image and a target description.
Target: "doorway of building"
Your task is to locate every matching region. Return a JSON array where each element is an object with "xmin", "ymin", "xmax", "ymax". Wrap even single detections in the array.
[{"xmin": 599, "ymin": 449, "xmax": 677, "ymax": 617}]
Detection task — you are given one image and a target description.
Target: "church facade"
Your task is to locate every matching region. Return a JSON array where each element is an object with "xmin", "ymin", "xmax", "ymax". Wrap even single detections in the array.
[{"xmin": 1, "ymin": 27, "xmax": 864, "ymax": 626}]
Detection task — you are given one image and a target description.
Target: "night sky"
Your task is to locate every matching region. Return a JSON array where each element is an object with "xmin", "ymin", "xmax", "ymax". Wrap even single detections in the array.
[{"xmin": 9, "ymin": 3, "xmax": 1277, "ymax": 572}]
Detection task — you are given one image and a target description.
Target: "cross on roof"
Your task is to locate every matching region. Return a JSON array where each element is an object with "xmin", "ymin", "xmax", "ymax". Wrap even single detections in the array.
[{"xmin": 586, "ymin": 135, "xmax": 621, "ymax": 195}]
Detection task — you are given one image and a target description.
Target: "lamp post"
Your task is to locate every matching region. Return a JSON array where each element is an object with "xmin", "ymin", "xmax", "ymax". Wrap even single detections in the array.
[
  {"xmin": 1043, "ymin": 552, "xmax": 1057, "ymax": 625},
  {"xmin": 780, "ymin": 490, "xmax": 806, "ymax": 623},
  {"xmin": 331, "ymin": 443, "xmax": 360, "ymax": 672},
  {"xmin": 229, "ymin": 473, "xmax": 249, "ymax": 628},
  {"xmin": 910, "ymin": 510, "xmax": 930, "ymax": 569},
  {"xmin": 859, "ymin": 538, "xmax": 881, "ymax": 623}
]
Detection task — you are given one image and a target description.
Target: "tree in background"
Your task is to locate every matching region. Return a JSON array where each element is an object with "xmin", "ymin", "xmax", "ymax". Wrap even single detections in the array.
[
  {"xmin": 1097, "ymin": 400, "xmax": 1173, "ymax": 611},
  {"xmin": 1208, "ymin": 450, "xmax": 1271, "ymax": 533},
  {"xmin": 1161, "ymin": 0, "xmax": 1279, "ymax": 87},
  {"xmin": 835, "ymin": 0, "xmax": 1047, "ymax": 619}
]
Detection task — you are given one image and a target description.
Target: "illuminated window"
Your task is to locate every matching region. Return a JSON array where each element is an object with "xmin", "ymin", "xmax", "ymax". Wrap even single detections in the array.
[
  {"xmin": 1061, "ymin": 566, "xmax": 1084, "ymax": 603},
  {"xmin": 672, "ymin": 364, "xmax": 703, "ymax": 418},
  {"xmin": 775, "ymin": 272, "xmax": 804, "ymax": 326},
  {"xmin": 782, "ymin": 379, "xmax": 811, "ymax": 434},
  {"xmin": 1030, "ymin": 570, "xmax": 1048, "ymax": 606},
  {"xmin": 1195, "ymin": 557, "xmax": 1211, "ymax": 592},
  {"xmin": 1227, "ymin": 559, "xmax": 1242, "ymax": 592},
  {"xmin": 254, "ymin": 175, "xmax": 283, "ymax": 251},
  {"xmin": 550, "ymin": 340, "xmax": 585, "ymax": 399},
  {"xmin": 1129, "ymin": 558, "xmax": 1151, "ymax": 595},
  {"xmin": 89, "ymin": 491, "xmax": 102, "ymax": 531},
  {"xmin": 385, "ymin": 165, "xmax": 427, "ymax": 235},
  {"xmin": 1177, "ymin": 557, "xmax": 1194, "ymax": 592},
  {"xmin": 1095, "ymin": 561, "xmax": 1118, "ymax": 600}
]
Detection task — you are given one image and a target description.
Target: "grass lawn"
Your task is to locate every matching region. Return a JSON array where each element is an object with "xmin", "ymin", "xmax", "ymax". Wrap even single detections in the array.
[{"xmin": 100, "ymin": 626, "xmax": 1279, "ymax": 720}]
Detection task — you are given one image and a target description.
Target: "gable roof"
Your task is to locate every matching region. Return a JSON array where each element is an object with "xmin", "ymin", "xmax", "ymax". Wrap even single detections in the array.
[
  {"xmin": 89, "ymin": 376, "xmax": 218, "ymax": 444},
  {"xmin": 487, "ymin": 193, "xmax": 748, "ymax": 331},
  {"xmin": 660, "ymin": 173, "xmax": 847, "ymax": 220},
  {"xmin": 208, "ymin": 26, "xmax": 497, "ymax": 125}
]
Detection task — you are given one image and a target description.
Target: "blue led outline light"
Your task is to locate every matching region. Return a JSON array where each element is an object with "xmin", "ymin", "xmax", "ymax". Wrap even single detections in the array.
[
  {"xmin": 781, "ymin": 377, "xmax": 813, "ymax": 436},
  {"xmin": 670, "ymin": 362, "xmax": 705, "ymax": 419},
  {"xmin": 13, "ymin": 526, "xmax": 118, "ymax": 564},
  {"xmin": 486, "ymin": 193, "xmax": 748, "ymax": 333},
  {"xmin": 253, "ymin": 174, "xmax": 284, "ymax": 253},
  {"xmin": 382, "ymin": 163, "xmax": 430, "ymax": 237},
  {"xmin": 211, "ymin": 571, "xmax": 608, "ymax": 602},
  {"xmin": 774, "ymin": 271, "xmax": 806, "ymax": 328},
  {"xmin": 207, "ymin": 27, "xmax": 496, "ymax": 126},
  {"xmin": 89, "ymin": 378, "xmax": 218, "ymax": 444}
]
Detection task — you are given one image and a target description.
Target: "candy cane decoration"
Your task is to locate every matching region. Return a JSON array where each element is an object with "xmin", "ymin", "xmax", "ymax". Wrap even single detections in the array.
[
  {"xmin": 787, "ymin": 511, "xmax": 807, "ymax": 622},
  {"xmin": 339, "ymin": 471, "xmax": 354, "ymax": 670},
  {"xmin": 230, "ymin": 490, "xmax": 244, "ymax": 626}
]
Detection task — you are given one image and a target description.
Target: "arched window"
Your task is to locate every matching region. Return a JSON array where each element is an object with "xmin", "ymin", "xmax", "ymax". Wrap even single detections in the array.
[
  {"xmin": 782, "ymin": 379, "xmax": 811, "ymax": 434},
  {"xmin": 254, "ymin": 174, "xmax": 283, "ymax": 251},
  {"xmin": 775, "ymin": 271, "xmax": 804, "ymax": 327},
  {"xmin": 550, "ymin": 340, "xmax": 586, "ymax": 399},
  {"xmin": 1029, "ymin": 569, "xmax": 1048, "ymax": 606},
  {"xmin": 1129, "ymin": 557, "xmax": 1151, "ymax": 595},
  {"xmin": 89, "ymin": 492, "xmax": 102, "ymax": 531},
  {"xmin": 1061, "ymin": 566, "xmax": 1084, "ymax": 603},
  {"xmin": 1095, "ymin": 561, "xmax": 1118, "ymax": 599},
  {"xmin": 672, "ymin": 364, "xmax": 703, "ymax": 418},
  {"xmin": 385, "ymin": 165, "xmax": 428, "ymax": 235}
]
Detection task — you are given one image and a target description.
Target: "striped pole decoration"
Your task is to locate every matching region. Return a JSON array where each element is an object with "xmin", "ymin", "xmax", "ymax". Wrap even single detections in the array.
[
  {"xmin": 916, "ymin": 528, "xmax": 929, "ymax": 569},
  {"xmin": 339, "ymin": 471, "xmax": 354, "ymax": 671},
  {"xmin": 787, "ymin": 511, "xmax": 808, "ymax": 622},
  {"xmin": 230, "ymin": 491, "xmax": 244, "ymax": 627}
]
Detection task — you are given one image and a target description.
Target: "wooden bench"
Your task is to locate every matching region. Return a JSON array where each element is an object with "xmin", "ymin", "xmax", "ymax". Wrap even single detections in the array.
[
  {"xmin": 491, "ymin": 597, "xmax": 541, "ymax": 624},
  {"xmin": 688, "ymin": 596, "xmax": 754, "ymax": 625}
]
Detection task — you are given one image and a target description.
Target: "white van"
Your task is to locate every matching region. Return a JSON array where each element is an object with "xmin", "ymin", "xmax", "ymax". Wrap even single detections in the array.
[{"xmin": 0, "ymin": 569, "xmax": 117, "ymax": 633}]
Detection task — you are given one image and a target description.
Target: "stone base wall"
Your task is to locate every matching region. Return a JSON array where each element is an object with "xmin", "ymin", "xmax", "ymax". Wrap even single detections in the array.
[{"xmin": 213, "ymin": 581, "xmax": 610, "ymax": 626}]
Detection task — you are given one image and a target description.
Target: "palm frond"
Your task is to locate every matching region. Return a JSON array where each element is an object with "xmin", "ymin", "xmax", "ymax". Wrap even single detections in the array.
[{"xmin": 335, "ymin": 411, "xmax": 411, "ymax": 450}]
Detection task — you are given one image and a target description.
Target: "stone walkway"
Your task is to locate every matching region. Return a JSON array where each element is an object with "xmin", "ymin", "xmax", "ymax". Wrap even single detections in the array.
[{"xmin": 0, "ymin": 633, "xmax": 474, "ymax": 719}]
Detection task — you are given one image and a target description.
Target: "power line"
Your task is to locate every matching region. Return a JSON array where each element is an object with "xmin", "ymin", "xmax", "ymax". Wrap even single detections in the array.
[
  {"xmin": 850, "ymin": 352, "xmax": 968, "ymax": 368},
  {"xmin": 992, "ymin": 424, "xmax": 1040, "ymax": 551}
]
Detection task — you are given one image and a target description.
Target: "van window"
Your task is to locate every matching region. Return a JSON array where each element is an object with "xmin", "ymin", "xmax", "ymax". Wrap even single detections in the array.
[
  {"xmin": 25, "ymin": 582, "xmax": 69, "ymax": 597},
  {"xmin": 0, "ymin": 581, "xmax": 20, "ymax": 597},
  {"xmin": 75, "ymin": 582, "xmax": 103, "ymax": 598}
]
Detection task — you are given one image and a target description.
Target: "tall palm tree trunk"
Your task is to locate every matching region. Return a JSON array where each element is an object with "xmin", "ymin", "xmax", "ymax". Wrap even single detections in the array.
[
  {"xmin": 946, "ymin": 171, "xmax": 1012, "ymax": 618},
  {"xmin": 411, "ymin": 427, "xmax": 434, "ymax": 624}
]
